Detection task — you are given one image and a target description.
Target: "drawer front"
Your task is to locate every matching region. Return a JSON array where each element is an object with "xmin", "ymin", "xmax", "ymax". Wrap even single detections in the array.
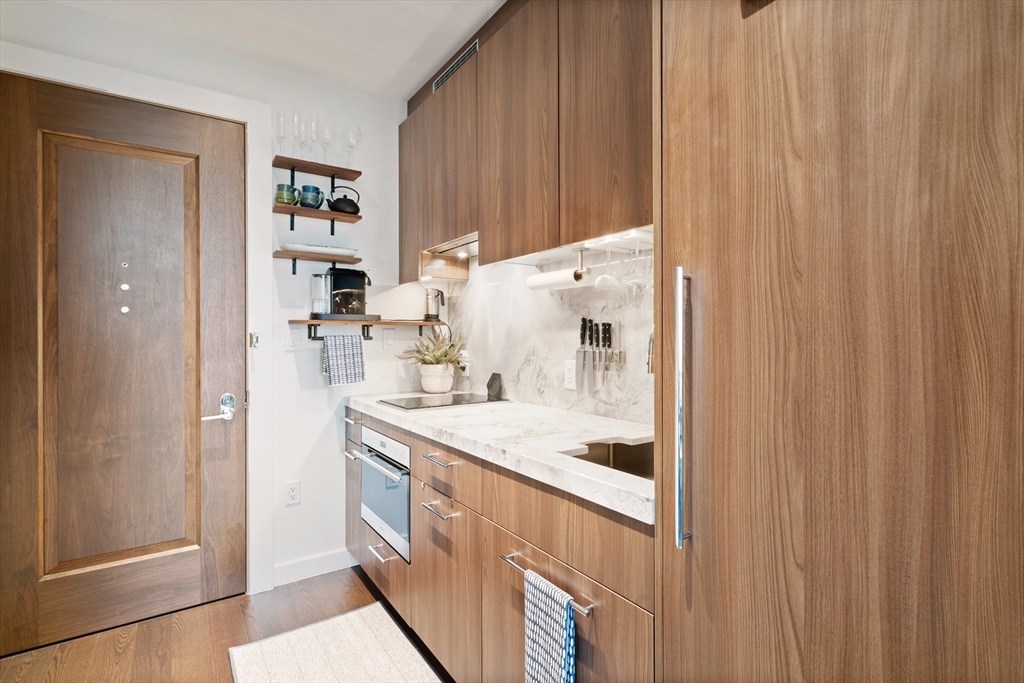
[
  {"xmin": 344, "ymin": 407, "xmax": 362, "ymax": 445},
  {"xmin": 344, "ymin": 441, "xmax": 362, "ymax": 559},
  {"xmin": 361, "ymin": 414, "xmax": 483, "ymax": 512},
  {"xmin": 480, "ymin": 518, "xmax": 653, "ymax": 683},
  {"xmin": 360, "ymin": 521, "xmax": 412, "ymax": 624},
  {"xmin": 480, "ymin": 461, "xmax": 655, "ymax": 612}
]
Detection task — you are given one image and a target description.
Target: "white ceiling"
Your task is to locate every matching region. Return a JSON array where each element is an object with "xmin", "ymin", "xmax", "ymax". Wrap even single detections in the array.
[{"xmin": 51, "ymin": 0, "xmax": 503, "ymax": 100}]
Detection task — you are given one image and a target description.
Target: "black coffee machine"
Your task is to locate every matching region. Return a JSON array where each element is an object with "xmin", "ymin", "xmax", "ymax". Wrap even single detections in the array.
[{"xmin": 310, "ymin": 267, "xmax": 381, "ymax": 321}]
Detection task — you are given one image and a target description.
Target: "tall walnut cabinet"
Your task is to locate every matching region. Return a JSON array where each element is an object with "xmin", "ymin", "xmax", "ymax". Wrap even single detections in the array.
[{"xmin": 655, "ymin": 1, "xmax": 1024, "ymax": 681}]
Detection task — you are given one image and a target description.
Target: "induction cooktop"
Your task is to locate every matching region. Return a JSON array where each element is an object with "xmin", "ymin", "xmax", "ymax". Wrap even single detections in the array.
[{"xmin": 379, "ymin": 393, "xmax": 509, "ymax": 411}]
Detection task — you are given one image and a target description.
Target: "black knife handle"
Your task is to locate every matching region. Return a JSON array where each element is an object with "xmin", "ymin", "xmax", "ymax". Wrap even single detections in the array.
[
  {"xmin": 580, "ymin": 317, "xmax": 587, "ymax": 346},
  {"xmin": 588, "ymin": 319, "xmax": 595, "ymax": 346},
  {"xmin": 602, "ymin": 322, "xmax": 611, "ymax": 348}
]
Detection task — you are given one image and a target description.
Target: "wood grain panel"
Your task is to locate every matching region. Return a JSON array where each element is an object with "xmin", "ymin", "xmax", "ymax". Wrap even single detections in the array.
[
  {"xmin": 398, "ymin": 109, "xmax": 424, "ymax": 284},
  {"xmin": 480, "ymin": 460, "xmax": 654, "ymax": 612},
  {"xmin": 358, "ymin": 523, "xmax": 412, "ymax": 624},
  {"xmin": 656, "ymin": 1, "xmax": 1023, "ymax": 681},
  {"xmin": 481, "ymin": 517, "xmax": 653, "ymax": 683},
  {"xmin": 344, "ymin": 440, "xmax": 363, "ymax": 559},
  {"xmin": 559, "ymin": 0, "xmax": 652, "ymax": 244},
  {"xmin": 1, "ymin": 73, "xmax": 246, "ymax": 656},
  {"xmin": 43, "ymin": 134, "xmax": 197, "ymax": 569},
  {"xmin": 409, "ymin": 480, "xmax": 482, "ymax": 682},
  {"xmin": 477, "ymin": 0, "xmax": 559, "ymax": 264},
  {"xmin": 38, "ymin": 547, "xmax": 201, "ymax": 645}
]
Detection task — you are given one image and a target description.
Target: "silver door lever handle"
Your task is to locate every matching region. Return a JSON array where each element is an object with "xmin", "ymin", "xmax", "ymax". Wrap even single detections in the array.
[{"xmin": 201, "ymin": 393, "xmax": 236, "ymax": 421}]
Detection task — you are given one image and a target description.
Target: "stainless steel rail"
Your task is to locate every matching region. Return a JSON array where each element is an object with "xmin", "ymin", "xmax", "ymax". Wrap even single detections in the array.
[{"xmin": 499, "ymin": 553, "xmax": 594, "ymax": 617}]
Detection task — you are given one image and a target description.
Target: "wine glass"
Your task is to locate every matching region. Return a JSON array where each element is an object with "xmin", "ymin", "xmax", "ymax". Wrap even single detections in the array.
[
  {"xmin": 297, "ymin": 112, "xmax": 309, "ymax": 160},
  {"xmin": 340, "ymin": 123, "xmax": 362, "ymax": 166},
  {"xmin": 310, "ymin": 114, "xmax": 321, "ymax": 161},
  {"xmin": 594, "ymin": 247, "xmax": 621, "ymax": 288},
  {"xmin": 290, "ymin": 110, "xmax": 303, "ymax": 158},
  {"xmin": 319, "ymin": 118, "xmax": 336, "ymax": 163},
  {"xmin": 274, "ymin": 110, "xmax": 287, "ymax": 155}
]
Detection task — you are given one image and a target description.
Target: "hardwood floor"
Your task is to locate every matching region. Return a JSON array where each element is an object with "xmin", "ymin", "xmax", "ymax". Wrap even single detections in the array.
[{"xmin": 0, "ymin": 568, "xmax": 385, "ymax": 683}]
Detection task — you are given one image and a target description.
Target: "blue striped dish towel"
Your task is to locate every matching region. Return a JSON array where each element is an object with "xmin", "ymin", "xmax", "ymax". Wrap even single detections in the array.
[
  {"xmin": 524, "ymin": 569, "xmax": 576, "ymax": 683},
  {"xmin": 320, "ymin": 335, "xmax": 365, "ymax": 386}
]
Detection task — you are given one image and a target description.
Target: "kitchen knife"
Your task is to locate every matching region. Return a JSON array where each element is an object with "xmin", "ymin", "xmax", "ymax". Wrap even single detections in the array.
[
  {"xmin": 587, "ymin": 318, "xmax": 596, "ymax": 392},
  {"xmin": 576, "ymin": 317, "xmax": 586, "ymax": 392}
]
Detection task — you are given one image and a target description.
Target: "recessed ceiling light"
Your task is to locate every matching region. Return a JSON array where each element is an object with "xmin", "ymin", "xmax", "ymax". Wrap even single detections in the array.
[{"xmin": 456, "ymin": 251, "xmax": 469, "ymax": 259}]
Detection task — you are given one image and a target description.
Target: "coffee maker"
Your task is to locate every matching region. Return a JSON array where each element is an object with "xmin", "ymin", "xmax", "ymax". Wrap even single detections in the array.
[{"xmin": 310, "ymin": 268, "xmax": 381, "ymax": 321}]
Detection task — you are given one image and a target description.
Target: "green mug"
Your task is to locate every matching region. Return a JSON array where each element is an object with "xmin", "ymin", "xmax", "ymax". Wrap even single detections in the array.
[{"xmin": 275, "ymin": 184, "xmax": 300, "ymax": 205}]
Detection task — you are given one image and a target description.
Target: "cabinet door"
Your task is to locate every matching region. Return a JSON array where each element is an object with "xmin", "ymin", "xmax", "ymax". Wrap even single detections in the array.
[
  {"xmin": 398, "ymin": 111, "xmax": 423, "ymax": 284},
  {"xmin": 559, "ymin": 0, "xmax": 652, "ymax": 243},
  {"xmin": 480, "ymin": 518, "xmax": 653, "ymax": 683},
  {"xmin": 657, "ymin": 1, "xmax": 1024, "ymax": 681},
  {"xmin": 361, "ymin": 522, "xmax": 412, "ymax": 623},
  {"xmin": 410, "ymin": 480, "xmax": 482, "ymax": 682},
  {"xmin": 343, "ymin": 444, "xmax": 362, "ymax": 560},
  {"xmin": 477, "ymin": 0, "xmax": 559, "ymax": 264}
]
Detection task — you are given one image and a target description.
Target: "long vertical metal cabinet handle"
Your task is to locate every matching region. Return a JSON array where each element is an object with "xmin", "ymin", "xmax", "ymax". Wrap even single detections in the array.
[{"xmin": 675, "ymin": 267, "xmax": 692, "ymax": 547}]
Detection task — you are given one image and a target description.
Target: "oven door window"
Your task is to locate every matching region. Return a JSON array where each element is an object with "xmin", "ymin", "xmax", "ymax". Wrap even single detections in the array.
[{"xmin": 360, "ymin": 449, "xmax": 410, "ymax": 561}]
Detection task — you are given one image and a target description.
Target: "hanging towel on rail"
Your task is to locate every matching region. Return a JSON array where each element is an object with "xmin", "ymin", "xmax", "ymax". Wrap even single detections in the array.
[
  {"xmin": 524, "ymin": 569, "xmax": 576, "ymax": 683},
  {"xmin": 321, "ymin": 335, "xmax": 365, "ymax": 386}
]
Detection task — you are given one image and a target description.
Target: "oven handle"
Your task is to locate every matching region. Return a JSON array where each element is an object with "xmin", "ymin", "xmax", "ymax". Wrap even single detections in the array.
[{"xmin": 346, "ymin": 449, "xmax": 404, "ymax": 483}]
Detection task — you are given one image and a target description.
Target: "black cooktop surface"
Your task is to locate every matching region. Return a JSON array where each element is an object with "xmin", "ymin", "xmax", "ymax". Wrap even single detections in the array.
[{"xmin": 379, "ymin": 393, "xmax": 509, "ymax": 411}]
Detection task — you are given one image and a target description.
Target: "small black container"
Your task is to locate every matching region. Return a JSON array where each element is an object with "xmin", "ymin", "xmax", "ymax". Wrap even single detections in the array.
[{"xmin": 329, "ymin": 268, "xmax": 371, "ymax": 316}]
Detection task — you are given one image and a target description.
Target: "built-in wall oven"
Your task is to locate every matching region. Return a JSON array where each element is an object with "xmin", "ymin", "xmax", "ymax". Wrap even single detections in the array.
[{"xmin": 348, "ymin": 426, "xmax": 411, "ymax": 562}]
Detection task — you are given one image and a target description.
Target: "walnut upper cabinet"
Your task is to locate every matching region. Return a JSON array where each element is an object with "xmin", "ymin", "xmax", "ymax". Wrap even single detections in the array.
[
  {"xmin": 477, "ymin": 0, "xmax": 559, "ymax": 266},
  {"xmin": 398, "ymin": 52, "xmax": 479, "ymax": 284},
  {"xmin": 558, "ymin": 0, "xmax": 652, "ymax": 244}
]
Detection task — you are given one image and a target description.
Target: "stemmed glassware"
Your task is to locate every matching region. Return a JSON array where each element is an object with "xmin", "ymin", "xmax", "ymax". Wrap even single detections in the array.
[
  {"xmin": 339, "ymin": 123, "xmax": 362, "ymax": 166},
  {"xmin": 275, "ymin": 110, "xmax": 288, "ymax": 155},
  {"xmin": 310, "ymin": 114, "xmax": 321, "ymax": 161},
  {"xmin": 319, "ymin": 118, "xmax": 337, "ymax": 163},
  {"xmin": 594, "ymin": 247, "xmax": 621, "ymax": 288}
]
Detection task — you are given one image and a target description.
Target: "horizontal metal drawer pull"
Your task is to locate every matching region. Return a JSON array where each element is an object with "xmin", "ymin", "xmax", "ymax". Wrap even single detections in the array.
[
  {"xmin": 421, "ymin": 453, "xmax": 454, "ymax": 469},
  {"xmin": 368, "ymin": 544, "xmax": 394, "ymax": 564},
  {"xmin": 499, "ymin": 553, "xmax": 594, "ymax": 617},
  {"xmin": 344, "ymin": 416, "xmax": 362, "ymax": 425},
  {"xmin": 349, "ymin": 450, "xmax": 403, "ymax": 483},
  {"xmin": 421, "ymin": 501, "xmax": 456, "ymax": 521}
]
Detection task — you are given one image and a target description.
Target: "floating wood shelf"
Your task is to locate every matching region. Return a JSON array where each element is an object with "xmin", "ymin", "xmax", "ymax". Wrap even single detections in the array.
[
  {"xmin": 272, "ymin": 155, "xmax": 361, "ymax": 182},
  {"xmin": 273, "ymin": 250, "xmax": 361, "ymax": 274},
  {"xmin": 289, "ymin": 319, "xmax": 446, "ymax": 341},
  {"xmin": 273, "ymin": 204, "xmax": 362, "ymax": 223}
]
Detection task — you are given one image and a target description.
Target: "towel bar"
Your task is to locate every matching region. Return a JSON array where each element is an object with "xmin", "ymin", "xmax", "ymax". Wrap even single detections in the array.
[{"xmin": 499, "ymin": 553, "xmax": 594, "ymax": 617}]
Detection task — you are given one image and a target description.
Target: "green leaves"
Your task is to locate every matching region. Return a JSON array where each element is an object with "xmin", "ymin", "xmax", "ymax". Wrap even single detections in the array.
[{"xmin": 396, "ymin": 328, "xmax": 465, "ymax": 366}]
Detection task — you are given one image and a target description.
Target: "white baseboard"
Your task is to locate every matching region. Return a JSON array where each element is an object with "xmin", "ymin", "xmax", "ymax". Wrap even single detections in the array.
[{"xmin": 272, "ymin": 548, "xmax": 357, "ymax": 588}]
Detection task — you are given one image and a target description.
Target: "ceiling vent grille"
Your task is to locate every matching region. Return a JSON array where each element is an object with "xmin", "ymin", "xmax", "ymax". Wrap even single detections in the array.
[{"xmin": 432, "ymin": 40, "xmax": 478, "ymax": 92}]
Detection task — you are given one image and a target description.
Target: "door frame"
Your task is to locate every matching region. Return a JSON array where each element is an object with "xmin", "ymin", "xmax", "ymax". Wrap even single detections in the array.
[{"xmin": 0, "ymin": 41, "xmax": 276, "ymax": 594}]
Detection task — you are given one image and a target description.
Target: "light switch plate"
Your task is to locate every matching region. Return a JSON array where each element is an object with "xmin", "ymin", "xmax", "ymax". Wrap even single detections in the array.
[{"xmin": 564, "ymin": 360, "xmax": 576, "ymax": 390}]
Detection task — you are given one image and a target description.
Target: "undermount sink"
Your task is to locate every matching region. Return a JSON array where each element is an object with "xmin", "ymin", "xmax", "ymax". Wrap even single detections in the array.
[{"xmin": 562, "ymin": 440, "xmax": 654, "ymax": 480}]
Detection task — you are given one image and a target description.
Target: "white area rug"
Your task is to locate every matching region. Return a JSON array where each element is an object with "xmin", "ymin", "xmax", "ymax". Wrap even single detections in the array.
[{"xmin": 229, "ymin": 602, "xmax": 441, "ymax": 683}]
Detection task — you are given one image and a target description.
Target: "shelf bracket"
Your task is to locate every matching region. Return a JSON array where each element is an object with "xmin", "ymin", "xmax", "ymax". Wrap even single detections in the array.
[
  {"xmin": 291, "ymin": 258, "xmax": 297, "ymax": 275},
  {"xmin": 307, "ymin": 323, "xmax": 323, "ymax": 341},
  {"xmin": 330, "ymin": 218, "xmax": 335, "ymax": 236},
  {"xmin": 290, "ymin": 212, "xmax": 296, "ymax": 231},
  {"xmin": 361, "ymin": 325, "xmax": 374, "ymax": 341},
  {"xmin": 331, "ymin": 173, "xmax": 340, "ymax": 195},
  {"xmin": 418, "ymin": 325, "xmax": 424, "ymax": 336},
  {"xmin": 290, "ymin": 166, "xmax": 297, "ymax": 187}
]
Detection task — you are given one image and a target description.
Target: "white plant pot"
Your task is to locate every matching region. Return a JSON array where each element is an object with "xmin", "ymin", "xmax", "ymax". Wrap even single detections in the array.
[{"xmin": 419, "ymin": 363, "xmax": 454, "ymax": 394}]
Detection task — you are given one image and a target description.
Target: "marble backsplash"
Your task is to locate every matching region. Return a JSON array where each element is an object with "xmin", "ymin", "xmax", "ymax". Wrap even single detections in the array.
[{"xmin": 447, "ymin": 253, "xmax": 654, "ymax": 425}]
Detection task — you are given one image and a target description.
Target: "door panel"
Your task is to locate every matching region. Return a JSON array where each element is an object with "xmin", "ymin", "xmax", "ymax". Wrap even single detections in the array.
[
  {"xmin": 46, "ymin": 135, "xmax": 199, "ymax": 572},
  {"xmin": 477, "ymin": 0, "xmax": 559, "ymax": 265},
  {"xmin": 0, "ymin": 73, "xmax": 246, "ymax": 656},
  {"xmin": 656, "ymin": 2, "xmax": 1023, "ymax": 682}
]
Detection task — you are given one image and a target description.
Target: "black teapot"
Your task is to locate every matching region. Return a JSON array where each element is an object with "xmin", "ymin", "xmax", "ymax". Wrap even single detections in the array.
[{"xmin": 326, "ymin": 186, "xmax": 360, "ymax": 215}]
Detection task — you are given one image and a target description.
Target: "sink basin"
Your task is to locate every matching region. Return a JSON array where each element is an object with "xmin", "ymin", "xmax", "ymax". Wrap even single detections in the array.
[{"xmin": 563, "ymin": 440, "xmax": 654, "ymax": 480}]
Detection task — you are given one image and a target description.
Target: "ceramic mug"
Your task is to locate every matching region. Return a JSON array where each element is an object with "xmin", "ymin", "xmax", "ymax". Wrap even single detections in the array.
[
  {"xmin": 275, "ymin": 184, "xmax": 301, "ymax": 205},
  {"xmin": 299, "ymin": 185, "xmax": 325, "ymax": 209}
]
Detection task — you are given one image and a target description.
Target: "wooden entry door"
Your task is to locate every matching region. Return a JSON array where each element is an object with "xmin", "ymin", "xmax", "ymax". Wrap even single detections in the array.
[
  {"xmin": 656, "ymin": 1, "xmax": 1022, "ymax": 681},
  {"xmin": 0, "ymin": 74, "xmax": 247, "ymax": 656}
]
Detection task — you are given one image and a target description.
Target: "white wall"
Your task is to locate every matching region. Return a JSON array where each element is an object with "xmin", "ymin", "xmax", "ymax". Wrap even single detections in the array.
[{"xmin": 1, "ymin": 1, "xmax": 430, "ymax": 589}]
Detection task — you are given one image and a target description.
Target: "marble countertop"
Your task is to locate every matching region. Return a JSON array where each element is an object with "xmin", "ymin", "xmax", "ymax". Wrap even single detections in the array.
[{"xmin": 346, "ymin": 393, "xmax": 655, "ymax": 524}]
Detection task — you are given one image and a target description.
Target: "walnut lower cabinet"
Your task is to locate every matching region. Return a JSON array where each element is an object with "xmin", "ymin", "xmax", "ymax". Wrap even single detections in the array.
[
  {"xmin": 344, "ymin": 412, "xmax": 654, "ymax": 682},
  {"xmin": 409, "ymin": 481, "xmax": 482, "ymax": 682}
]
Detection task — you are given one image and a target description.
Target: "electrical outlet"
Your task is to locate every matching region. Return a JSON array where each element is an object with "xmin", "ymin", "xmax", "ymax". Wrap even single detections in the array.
[
  {"xmin": 285, "ymin": 480, "xmax": 301, "ymax": 506},
  {"xmin": 564, "ymin": 360, "xmax": 577, "ymax": 390}
]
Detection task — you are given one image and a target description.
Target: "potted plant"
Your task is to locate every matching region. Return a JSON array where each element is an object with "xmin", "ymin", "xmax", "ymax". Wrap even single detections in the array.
[{"xmin": 396, "ymin": 329, "xmax": 465, "ymax": 394}]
